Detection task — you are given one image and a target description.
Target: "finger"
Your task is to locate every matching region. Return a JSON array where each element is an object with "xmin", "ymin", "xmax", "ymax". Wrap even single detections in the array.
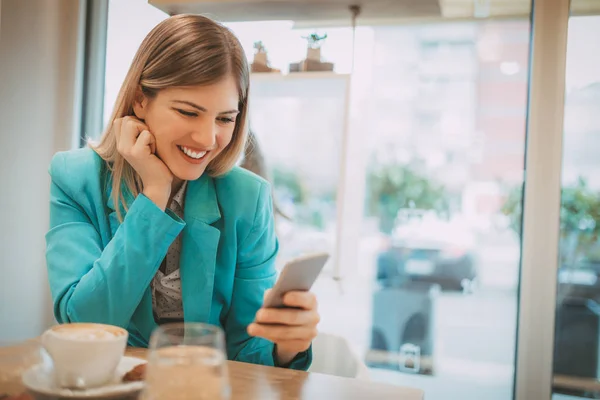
[
  {"xmin": 131, "ymin": 130, "xmax": 155, "ymax": 157},
  {"xmin": 249, "ymin": 323, "xmax": 318, "ymax": 342},
  {"xmin": 282, "ymin": 291, "xmax": 317, "ymax": 310},
  {"xmin": 120, "ymin": 117, "xmax": 148, "ymax": 149},
  {"xmin": 256, "ymin": 308, "xmax": 319, "ymax": 327},
  {"xmin": 135, "ymin": 130, "xmax": 154, "ymax": 146},
  {"xmin": 122, "ymin": 115, "xmax": 148, "ymax": 132},
  {"xmin": 247, "ymin": 323, "xmax": 317, "ymax": 342}
]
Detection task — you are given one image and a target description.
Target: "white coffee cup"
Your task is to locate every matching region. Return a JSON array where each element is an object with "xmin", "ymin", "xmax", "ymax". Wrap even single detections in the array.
[{"xmin": 41, "ymin": 323, "xmax": 128, "ymax": 389}]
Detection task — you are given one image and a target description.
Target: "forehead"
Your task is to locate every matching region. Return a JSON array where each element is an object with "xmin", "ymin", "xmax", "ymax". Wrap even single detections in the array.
[{"xmin": 158, "ymin": 76, "xmax": 239, "ymax": 109}]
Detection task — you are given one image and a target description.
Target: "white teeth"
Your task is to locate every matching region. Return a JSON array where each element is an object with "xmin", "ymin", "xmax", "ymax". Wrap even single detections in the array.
[{"xmin": 179, "ymin": 146, "xmax": 207, "ymax": 159}]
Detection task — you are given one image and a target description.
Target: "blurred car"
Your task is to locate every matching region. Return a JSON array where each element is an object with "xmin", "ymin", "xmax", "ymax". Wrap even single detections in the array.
[{"xmin": 376, "ymin": 209, "xmax": 477, "ymax": 292}]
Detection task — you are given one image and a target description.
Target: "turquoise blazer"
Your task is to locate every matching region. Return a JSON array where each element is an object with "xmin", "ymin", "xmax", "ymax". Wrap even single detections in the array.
[{"xmin": 45, "ymin": 148, "xmax": 310, "ymax": 370}]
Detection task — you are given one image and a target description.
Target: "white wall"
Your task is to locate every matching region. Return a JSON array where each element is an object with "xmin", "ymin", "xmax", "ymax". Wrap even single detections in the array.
[{"xmin": 0, "ymin": 0, "xmax": 81, "ymax": 343}]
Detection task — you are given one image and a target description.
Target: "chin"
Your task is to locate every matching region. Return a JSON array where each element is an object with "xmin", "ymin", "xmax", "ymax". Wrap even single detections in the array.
[
  {"xmin": 173, "ymin": 168, "xmax": 206, "ymax": 182},
  {"xmin": 166, "ymin": 152, "xmax": 219, "ymax": 182}
]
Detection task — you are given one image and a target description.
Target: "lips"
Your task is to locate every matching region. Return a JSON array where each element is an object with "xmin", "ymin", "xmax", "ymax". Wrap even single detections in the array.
[
  {"xmin": 176, "ymin": 145, "xmax": 211, "ymax": 165},
  {"xmin": 178, "ymin": 145, "xmax": 207, "ymax": 160}
]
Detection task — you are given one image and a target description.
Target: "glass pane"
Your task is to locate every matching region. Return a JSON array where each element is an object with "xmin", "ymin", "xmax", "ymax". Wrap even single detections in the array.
[
  {"xmin": 226, "ymin": 19, "xmax": 532, "ymax": 400},
  {"xmin": 103, "ymin": 0, "xmax": 167, "ymax": 129},
  {"xmin": 248, "ymin": 73, "xmax": 346, "ymax": 265},
  {"xmin": 355, "ymin": 21, "xmax": 530, "ymax": 399},
  {"xmin": 552, "ymin": 3, "xmax": 600, "ymax": 399}
]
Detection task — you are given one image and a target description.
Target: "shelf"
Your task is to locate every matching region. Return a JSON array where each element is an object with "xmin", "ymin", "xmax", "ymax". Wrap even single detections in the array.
[
  {"xmin": 251, "ymin": 71, "xmax": 351, "ymax": 81},
  {"xmin": 250, "ymin": 71, "xmax": 351, "ymax": 98}
]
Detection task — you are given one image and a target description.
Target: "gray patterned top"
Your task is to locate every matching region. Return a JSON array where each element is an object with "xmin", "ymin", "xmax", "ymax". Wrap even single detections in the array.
[{"xmin": 151, "ymin": 181, "xmax": 187, "ymax": 322}]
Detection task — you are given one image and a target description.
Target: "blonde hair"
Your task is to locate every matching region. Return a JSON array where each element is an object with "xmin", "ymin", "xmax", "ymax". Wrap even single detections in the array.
[{"xmin": 91, "ymin": 14, "xmax": 250, "ymax": 220}]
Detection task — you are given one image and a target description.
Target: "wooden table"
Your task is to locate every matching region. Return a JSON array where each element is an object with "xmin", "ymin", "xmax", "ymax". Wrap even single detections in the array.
[
  {"xmin": 1, "ymin": 343, "xmax": 424, "ymax": 400},
  {"xmin": 127, "ymin": 348, "xmax": 424, "ymax": 400}
]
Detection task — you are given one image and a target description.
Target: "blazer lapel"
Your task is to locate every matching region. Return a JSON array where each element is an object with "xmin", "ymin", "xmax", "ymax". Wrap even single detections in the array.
[{"xmin": 180, "ymin": 175, "xmax": 221, "ymax": 324}]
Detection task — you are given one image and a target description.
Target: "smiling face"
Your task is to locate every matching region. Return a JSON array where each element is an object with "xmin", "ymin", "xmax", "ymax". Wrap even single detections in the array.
[{"xmin": 133, "ymin": 76, "xmax": 240, "ymax": 182}]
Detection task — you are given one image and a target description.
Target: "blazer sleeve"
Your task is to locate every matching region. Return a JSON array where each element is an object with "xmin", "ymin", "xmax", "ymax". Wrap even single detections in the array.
[
  {"xmin": 45, "ymin": 153, "xmax": 185, "ymax": 328},
  {"xmin": 223, "ymin": 181, "xmax": 312, "ymax": 371}
]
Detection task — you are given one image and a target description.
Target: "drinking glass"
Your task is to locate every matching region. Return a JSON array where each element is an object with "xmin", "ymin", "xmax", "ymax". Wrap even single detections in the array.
[{"xmin": 141, "ymin": 323, "xmax": 230, "ymax": 400}]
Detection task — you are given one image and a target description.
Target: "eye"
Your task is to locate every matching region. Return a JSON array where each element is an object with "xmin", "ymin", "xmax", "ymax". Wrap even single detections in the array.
[
  {"xmin": 175, "ymin": 109, "xmax": 198, "ymax": 117},
  {"xmin": 218, "ymin": 117, "xmax": 236, "ymax": 124}
]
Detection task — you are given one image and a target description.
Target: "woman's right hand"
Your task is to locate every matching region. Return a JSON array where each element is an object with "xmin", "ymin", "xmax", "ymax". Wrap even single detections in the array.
[{"xmin": 113, "ymin": 116, "xmax": 173, "ymax": 210}]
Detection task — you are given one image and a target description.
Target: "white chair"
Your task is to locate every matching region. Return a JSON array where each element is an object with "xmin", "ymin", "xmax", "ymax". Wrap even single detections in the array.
[{"xmin": 309, "ymin": 332, "xmax": 370, "ymax": 380}]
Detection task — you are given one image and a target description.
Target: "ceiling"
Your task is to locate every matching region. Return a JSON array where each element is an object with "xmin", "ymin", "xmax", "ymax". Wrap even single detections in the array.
[
  {"xmin": 149, "ymin": 0, "xmax": 440, "ymax": 22},
  {"xmin": 149, "ymin": 0, "xmax": 600, "ymax": 24},
  {"xmin": 441, "ymin": 0, "xmax": 600, "ymax": 18}
]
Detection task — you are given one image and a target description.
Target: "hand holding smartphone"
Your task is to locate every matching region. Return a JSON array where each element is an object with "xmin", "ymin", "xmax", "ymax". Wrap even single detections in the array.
[{"xmin": 263, "ymin": 252, "xmax": 329, "ymax": 309}]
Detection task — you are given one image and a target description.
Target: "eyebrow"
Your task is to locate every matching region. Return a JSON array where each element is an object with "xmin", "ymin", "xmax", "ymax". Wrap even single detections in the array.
[{"xmin": 172, "ymin": 100, "xmax": 239, "ymax": 115}]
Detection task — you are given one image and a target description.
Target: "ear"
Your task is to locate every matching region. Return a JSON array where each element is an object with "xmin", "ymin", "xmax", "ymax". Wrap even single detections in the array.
[{"xmin": 132, "ymin": 87, "xmax": 149, "ymax": 120}]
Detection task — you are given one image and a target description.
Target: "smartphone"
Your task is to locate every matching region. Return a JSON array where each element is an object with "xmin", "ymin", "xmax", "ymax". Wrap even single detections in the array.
[{"xmin": 263, "ymin": 252, "xmax": 330, "ymax": 309}]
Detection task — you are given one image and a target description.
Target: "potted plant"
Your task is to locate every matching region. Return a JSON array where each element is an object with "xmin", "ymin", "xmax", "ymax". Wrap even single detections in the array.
[
  {"xmin": 251, "ymin": 41, "xmax": 279, "ymax": 73},
  {"xmin": 302, "ymin": 33, "xmax": 328, "ymax": 62},
  {"xmin": 366, "ymin": 161, "xmax": 451, "ymax": 234},
  {"xmin": 290, "ymin": 32, "xmax": 334, "ymax": 72},
  {"xmin": 502, "ymin": 177, "xmax": 600, "ymax": 270},
  {"xmin": 253, "ymin": 41, "xmax": 267, "ymax": 63}
]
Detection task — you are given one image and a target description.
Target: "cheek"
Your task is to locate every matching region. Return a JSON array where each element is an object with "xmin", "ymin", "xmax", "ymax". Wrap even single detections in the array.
[
  {"xmin": 151, "ymin": 117, "xmax": 189, "ymax": 146},
  {"xmin": 216, "ymin": 127, "xmax": 235, "ymax": 150}
]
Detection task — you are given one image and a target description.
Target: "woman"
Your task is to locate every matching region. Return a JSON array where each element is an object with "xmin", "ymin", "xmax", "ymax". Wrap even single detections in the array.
[{"xmin": 45, "ymin": 14, "xmax": 318, "ymax": 370}]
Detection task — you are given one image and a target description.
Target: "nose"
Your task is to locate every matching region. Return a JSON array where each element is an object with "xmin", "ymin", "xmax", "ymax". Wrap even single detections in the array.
[{"xmin": 190, "ymin": 118, "xmax": 217, "ymax": 149}]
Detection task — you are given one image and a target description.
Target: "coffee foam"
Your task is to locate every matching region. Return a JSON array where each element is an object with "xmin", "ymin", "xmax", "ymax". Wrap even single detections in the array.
[{"xmin": 51, "ymin": 324, "xmax": 125, "ymax": 341}]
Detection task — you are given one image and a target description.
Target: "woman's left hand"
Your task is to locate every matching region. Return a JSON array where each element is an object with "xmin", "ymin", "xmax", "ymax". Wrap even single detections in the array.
[{"xmin": 247, "ymin": 290, "xmax": 320, "ymax": 366}]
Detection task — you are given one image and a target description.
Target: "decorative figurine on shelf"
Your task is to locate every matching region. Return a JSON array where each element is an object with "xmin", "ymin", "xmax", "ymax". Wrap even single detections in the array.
[
  {"xmin": 251, "ymin": 41, "xmax": 280, "ymax": 73},
  {"xmin": 304, "ymin": 33, "xmax": 328, "ymax": 61},
  {"xmin": 290, "ymin": 32, "xmax": 334, "ymax": 72}
]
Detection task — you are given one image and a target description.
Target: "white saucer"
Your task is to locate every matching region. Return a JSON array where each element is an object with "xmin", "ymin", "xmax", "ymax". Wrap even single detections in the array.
[{"xmin": 22, "ymin": 356, "xmax": 146, "ymax": 399}]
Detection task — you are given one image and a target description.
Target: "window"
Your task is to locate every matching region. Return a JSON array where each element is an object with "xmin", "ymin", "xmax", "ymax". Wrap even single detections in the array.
[{"xmin": 102, "ymin": 3, "xmax": 536, "ymax": 399}]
